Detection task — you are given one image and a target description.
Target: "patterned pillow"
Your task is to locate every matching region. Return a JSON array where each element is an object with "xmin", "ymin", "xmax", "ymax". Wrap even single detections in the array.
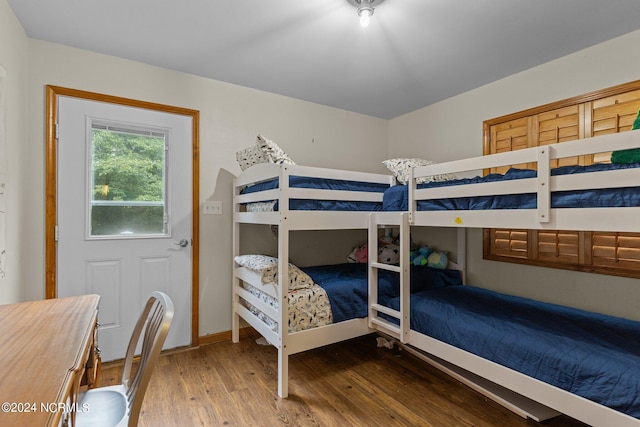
[
  {"xmin": 382, "ymin": 158, "xmax": 457, "ymax": 185},
  {"xmin": 255, "ymin": 134, "xmax": 296, "ymax": 166},
  {"xmin": 234, "ymin": 254, "xmax": 313, "ymax": 291},
  {"xmin": 236, "ymin": 144, "xmax": 270, "ymax": 171}
]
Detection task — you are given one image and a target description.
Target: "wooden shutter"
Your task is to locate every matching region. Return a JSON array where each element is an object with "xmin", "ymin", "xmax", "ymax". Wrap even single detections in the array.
[
  {"xmin": 534, "ymin": 231, "xmax": 582, "ymax": 265},
  {"xmin": 536, "ymin": 105, "xmax": 582, "ymax": 167},
  {"xmin": 483, "ymin": 79, "xmax": 640, "ymax": 279},
  {"xmin": 532, "ymin": 106, "xmax": 582, "ymax": 259},
  {"xmin": 485, "ymin": 118, "xmax": 532, "ymax": 258},
  {"xmin": 488, "ymin": 117, "xmax": 532, "ymax": 174},
  {"xmin": 591, "ymin": 233, "xmax": 640, "ymax": 271},
  {"xmin": 589, "ymin": 88, "xmax": 640, "ymax": 162},
  {"xmin": 588, "ymin": 91, "xmax": 640, "ymax": 262},
  {"xmin": 489, "ymin": 229, "xmax": 529, "ymax": 259}
]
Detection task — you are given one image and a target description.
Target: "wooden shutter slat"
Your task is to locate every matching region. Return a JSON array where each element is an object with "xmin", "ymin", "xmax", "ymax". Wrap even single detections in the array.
[
  {"xmin": 591, "ymin": 89, "xmax": 640, "ymax": 109},
  {"xmin": 592, "ymin": 232, "xmax": 640, "ymax": 269},
  {"xmin": 491, "ymin": 229, "xmax": 528, "ymax": 258},
  {"xmin": 593, "ymin": 233, "xmax": 640, "ymax": 248},
  {"xmin": 537, "ymin": 230, "xmax": 579, "ymax": 263},
  {"xmin": 537, "ymin": 105, "xmax": 579, "ymax": 121},
  {"xmin": 538, "ymin": 232, "xmax": 578, "ymax": 243},
  {"xmin": 539, "ymin": 116, "xmax": 579, "ymax": 132}
]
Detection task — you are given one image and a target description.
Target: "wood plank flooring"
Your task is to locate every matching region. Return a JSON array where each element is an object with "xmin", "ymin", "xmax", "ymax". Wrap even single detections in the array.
[{"xmin": 99, "ymin": 334, "xmax": 588, "ymax": 426}]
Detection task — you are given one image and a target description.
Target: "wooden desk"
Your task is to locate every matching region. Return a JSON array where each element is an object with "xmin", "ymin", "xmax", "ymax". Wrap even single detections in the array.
[{"xmin": 0, "ymin": 295, "xmax": 100, "ymax": 427}]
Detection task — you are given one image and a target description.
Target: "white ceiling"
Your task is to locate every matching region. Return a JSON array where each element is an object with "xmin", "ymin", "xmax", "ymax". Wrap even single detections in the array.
[{"xmin": 8, "ymin": 0, "xmax": 640, "ymax": 119}]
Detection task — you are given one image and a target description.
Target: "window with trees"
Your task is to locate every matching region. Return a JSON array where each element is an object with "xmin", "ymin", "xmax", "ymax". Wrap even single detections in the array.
[{"xmin": 90, "ymin": 122, "xmax": 167, "ymax": 237}]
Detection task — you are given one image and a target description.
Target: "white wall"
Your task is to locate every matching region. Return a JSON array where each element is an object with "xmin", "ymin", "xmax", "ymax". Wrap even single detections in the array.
[
  {"xmin": 23, "ymin": 39, "xmax": 388, "ymax": 336},
  {"xmin": 0, "ymin": 0, "xmax": 28, "ymax": 304},
  {"xmin": 389, "ymin": 30, "xmax": 640, "ymax": 321},
  {"xmin": 4, "ymin": 0, "xmax": 640, "ymax": 333}
]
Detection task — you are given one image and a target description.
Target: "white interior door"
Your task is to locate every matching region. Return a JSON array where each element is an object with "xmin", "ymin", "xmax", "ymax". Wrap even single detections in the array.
[{"xmin": 57, "ymin": 96, "xmax": 192, "ymax": 361}]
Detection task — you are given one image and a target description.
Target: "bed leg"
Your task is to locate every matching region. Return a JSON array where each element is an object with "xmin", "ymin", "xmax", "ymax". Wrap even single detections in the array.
[
  {"xmin": 231, "ymin": 311, "xmax": 239, "ymax": 343},
  {"xmin": 278, "ymin": 347, "xmax": 289, "ymax": 398},
  {"xmin": 231, "ymin": 275, "xmax": 240, "ymax": 343}
]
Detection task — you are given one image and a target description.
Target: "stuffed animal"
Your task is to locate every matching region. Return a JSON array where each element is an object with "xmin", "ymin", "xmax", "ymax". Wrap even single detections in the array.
[
  {"xmin": 377, "ymin": 236, "xmax": 401, "ymax": 264},
  {"xmin": 347, "ymin": 236, "xmax": 401, "ymax": 264},
  {"xmin": 378, "ymin": 243, "xmax": 400, "ymax": 264},
  {"xmin": 410, "ymin": 245, "xmax": 433, "ymax": 266},
  {"xmin": 427, "ymin": 251, "xmax": 448, "ymax": 269},
  {"xmin": 347, "ymin": 243, "xmax": 368, "ymax": 263}
]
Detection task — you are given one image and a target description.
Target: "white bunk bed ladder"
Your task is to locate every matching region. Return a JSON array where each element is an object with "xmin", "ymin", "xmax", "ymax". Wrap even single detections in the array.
[{"xmin": 367, "ymin": 212, "xmax": 410, "ymax": 343}]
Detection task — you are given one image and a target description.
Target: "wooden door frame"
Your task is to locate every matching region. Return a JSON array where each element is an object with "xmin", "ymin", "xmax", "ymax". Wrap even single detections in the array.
[{"xmin": 45, "ymin": 85, "xmax": 200, "ymax": 347}]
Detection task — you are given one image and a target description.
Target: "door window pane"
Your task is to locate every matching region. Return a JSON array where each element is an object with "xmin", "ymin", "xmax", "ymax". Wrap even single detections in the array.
[{"xmin": 90, "ymin": 122, "xmax": 167, "ymax": 237}]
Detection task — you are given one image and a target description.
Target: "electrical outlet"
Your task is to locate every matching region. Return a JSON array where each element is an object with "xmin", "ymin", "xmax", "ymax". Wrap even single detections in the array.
[{"xmin": 203, "ymin": 201, "xmax": 222, "ymax": 215}]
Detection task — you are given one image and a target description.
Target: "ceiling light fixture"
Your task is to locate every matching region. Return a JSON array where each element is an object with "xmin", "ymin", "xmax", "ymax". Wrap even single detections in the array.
[
  {"xmin": 358, "ymin": 0, "xmax": 374, "ymax": 27},
  {"xmin": 347, "ymin": 0, "xmax": 384, "ymax": 28}
]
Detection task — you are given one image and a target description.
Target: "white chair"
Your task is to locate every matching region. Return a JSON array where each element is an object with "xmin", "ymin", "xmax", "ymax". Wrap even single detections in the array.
[{"xmin": 75, "ymin": 291, "xmax": 174, "ymax": 427}]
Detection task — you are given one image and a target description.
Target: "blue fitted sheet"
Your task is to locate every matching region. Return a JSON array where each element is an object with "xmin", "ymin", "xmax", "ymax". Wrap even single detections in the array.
[
  {"xmin": 300, "ymin": 263, "xmax": 462, "ymax": 323},
  {"xmin": 383, "ymin": 162, "xmax": 640, "ymax": 211},
  {"xmin": 241, "ymin": 176, "xmax": 388, "ymax": 211},
  {"xmin": 387, "ymin": 285, "xmax": 640, "ymax": 417}
]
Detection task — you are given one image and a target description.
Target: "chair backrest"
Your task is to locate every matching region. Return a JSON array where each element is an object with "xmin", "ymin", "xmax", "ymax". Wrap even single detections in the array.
[{"xmin": 121, "ymin": 291, "xmax": 174, "ymax": 426}]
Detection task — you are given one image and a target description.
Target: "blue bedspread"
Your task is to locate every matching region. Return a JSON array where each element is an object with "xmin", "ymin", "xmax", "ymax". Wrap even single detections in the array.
[
  {"xmin": 300, "ymin": 263, "xmax": 462, "ymax": 323},
  {"xmin": 383, "ymin": 162, "xmax": 640, "ymax": 211},
  {"xmin": 387, "ymin": 285, "xmax": 640, "ymax": 417},
  {"xmin": 241, "ymin": 176, "xmax": 388, "ymax": 211}
]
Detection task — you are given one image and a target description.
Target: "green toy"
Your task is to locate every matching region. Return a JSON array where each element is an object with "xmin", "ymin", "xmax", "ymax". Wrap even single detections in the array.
[
  {"xmin": 410, "ymin": 246, "xmax": 433, "ymax": 266},
  {"xmin": 611, "ymin": 109, "xmax": 640, "ymax": 164}
]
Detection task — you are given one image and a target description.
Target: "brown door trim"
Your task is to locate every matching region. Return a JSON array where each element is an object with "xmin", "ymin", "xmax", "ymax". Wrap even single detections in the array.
[{"xmin": 45, "ymin": 85, "xmax": 201, "ymax": 346}]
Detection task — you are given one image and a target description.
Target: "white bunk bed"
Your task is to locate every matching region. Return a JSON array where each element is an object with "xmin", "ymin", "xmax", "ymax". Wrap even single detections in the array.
[
  {"xmin": 368, "ymin": 130, "xmax": 640, "ymax": 427},
  {"xmin": 232, "ymin": 162, "xmax": 394, "ymax": 398}
]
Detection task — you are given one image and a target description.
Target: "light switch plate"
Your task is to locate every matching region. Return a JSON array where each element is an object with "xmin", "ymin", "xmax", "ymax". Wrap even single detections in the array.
[{"xmin": 203, "ymin": 201, "xmax": 222, "ymax": 215}]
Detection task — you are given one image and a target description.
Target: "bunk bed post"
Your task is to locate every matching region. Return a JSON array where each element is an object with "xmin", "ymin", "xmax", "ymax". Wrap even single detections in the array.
[
  {"xmin": 536, "ymin": 146, "xmax": 551, "ymax": 223},
  {"xmin": 232, "ymin": 178, "xmax": 240, "ymax": 343},
  {"xmin": 408, "ymin": 168, "xmax": 415, "ymax": 224},
  {"xmin": 368, "ymin": 214, "xmax": 379, "ymax": 325},
  {"xmin": 456, "ymin": 228, "xmax": 466, "ymax": 284},
  {"xmin": 399, "ymin": 212, "xmax": 410, "ymax": 343},
  {"xmin": 277, "ymin": 166, "xmax": 291, "ymax": 398}
]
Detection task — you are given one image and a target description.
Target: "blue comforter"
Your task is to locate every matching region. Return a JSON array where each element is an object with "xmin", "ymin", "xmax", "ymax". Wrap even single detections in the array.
[
  {"xmin": 387, "ymin": 285, "xmax": 640, "ymax": 417},
  {"xmin": 300, "ymin": 263, "xmax": 462, "ymax": 323},
  {"xmin": 383, "ymin": 162, "xmax": 640, "ymax": 211},
  {"xmin": 241, "ymin": 176, "xmax": 388, "ymax": 211}
]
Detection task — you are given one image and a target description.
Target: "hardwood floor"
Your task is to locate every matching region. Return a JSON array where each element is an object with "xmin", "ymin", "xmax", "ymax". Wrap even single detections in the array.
[{"xmin": 99, "ymin": 334, "xmax": 588, "ymax": 426}]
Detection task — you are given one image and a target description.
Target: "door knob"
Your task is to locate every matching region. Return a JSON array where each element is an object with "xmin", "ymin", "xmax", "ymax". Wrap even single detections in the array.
[{"xmin": 174, "ymin": 239, "xmax": 189, "ymax": 248}]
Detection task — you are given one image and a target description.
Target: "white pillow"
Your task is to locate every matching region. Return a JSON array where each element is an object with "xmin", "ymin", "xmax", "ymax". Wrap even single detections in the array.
[
  {"xmin": 382, "ymin": 158, "xmax": 457, "ymax": 185},
  {"xmin": 236, "ymin": 144, "xmax": 270, "ymax": 171},
  {"xmin": 255, "ymin": 135, "xmax": 296, "ymax": 166},
  {"xmin": 234, "ymin": 254, "xmax": 313, "ymax": 291}
]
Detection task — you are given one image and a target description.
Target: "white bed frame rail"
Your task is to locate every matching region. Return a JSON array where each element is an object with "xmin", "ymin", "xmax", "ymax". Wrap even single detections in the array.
[
  {"xmin": 234, "ymin": 163, "xmax": 394, "ymax": 230},
  {"xmin": 409, "ymin": 131, "xmax": 640, "ymax": 231},
  {"xmin": 232, "ymin": 163, "xmax": 395, "ymax": 398},
  {"xmin": 390, "ymin": 130, "xmax": 640, "ymax": 425},
  {"xmin": 378, "ymin": 218, "xmax": 640, "ymax": 425},
  {"xmin": 231, "ymin": 263, "xmax": 373, "ymax": 397},
  {"xmin": 406, "ymin": 331, "xmax": 640, "ymax": 426}
]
